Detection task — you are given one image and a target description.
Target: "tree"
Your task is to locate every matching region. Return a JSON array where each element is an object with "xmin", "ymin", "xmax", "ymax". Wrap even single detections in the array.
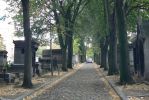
[
  {"xmin": 108, "ymin": 9, "xmax": 118, "ymax": 75},
  {"xmin": 99, "ymin": 0, "xmax": 110, "ymax": 71},
  {"xmin": 51, "ymin": 0, "xmax": 90, "ymax": 69},
  {"xmin": 21, "ymin": 0, "xmax": 33, "ymax": 88},
  {"xmin": 61, "ymin": 0, "xmax": 90, "ymax": 69},
  {"xmin": 115, "ymin": 0, "xmax": 132, "ymax": 84},
  {"xmin": 103, "ymin": 0, "xmax": 118, "ymax": 75},
  {"xmin": 51, "ymin": 0, "xmax": 68, "ymax": 71},
  {"xmin": 5, "ymin": 0, "xmax": 54, "ymax": 45}
]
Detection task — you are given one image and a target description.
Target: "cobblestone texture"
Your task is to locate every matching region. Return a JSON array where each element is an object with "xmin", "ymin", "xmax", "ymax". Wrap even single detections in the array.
[{"xmin": 32, "ymin": 63, "xmax": 113, "ymax": 100}]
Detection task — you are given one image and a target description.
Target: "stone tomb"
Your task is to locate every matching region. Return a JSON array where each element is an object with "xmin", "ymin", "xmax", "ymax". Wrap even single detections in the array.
[
  {"xmin": 39, "ymin": 49, "xmax": 62, "ymax": 70},
  {"xmin": 9, "ymin": 40, "xmax": 39, "ymax": 73},
  {"xmin": 0, "ymin": 50, "xmax": 16, "ymax": 83}
]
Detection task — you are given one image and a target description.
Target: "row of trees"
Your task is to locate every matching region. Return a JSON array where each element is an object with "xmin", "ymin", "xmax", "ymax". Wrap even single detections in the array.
[
  {"xmin": 72, "ymin": 0, "xmax": 148, "ymax": 84},
  {"xmin": 5, "ymin": 0, "xmax": 149, "ymax": 88},
  {"xmin": 5, "ymin": 0, "xmax": 90, "ymax": 88},
  {"xmin": 88, "ymin": 0, "xmax": 149, "ymax": 84}
]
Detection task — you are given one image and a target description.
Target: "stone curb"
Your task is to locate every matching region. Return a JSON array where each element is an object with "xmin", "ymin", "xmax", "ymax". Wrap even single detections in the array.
[
  {"xmin": 1, "ymin": 64, "xmax": 82, "ymax": 100},
  {"xmin": 95, "ymin": 64, "xmax": 128, "ymax": 100}
]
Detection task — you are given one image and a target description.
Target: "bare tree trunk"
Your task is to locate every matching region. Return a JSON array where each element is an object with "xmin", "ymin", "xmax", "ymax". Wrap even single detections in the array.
[{"xmin": 21, "ymin": 0, "xmax": 33, "ymax": 88}]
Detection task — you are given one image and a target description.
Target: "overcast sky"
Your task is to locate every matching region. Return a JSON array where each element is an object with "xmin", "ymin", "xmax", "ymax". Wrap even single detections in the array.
[{"xmin": 0, "ymin": 1, "xmax": 15, "ymax": 61}]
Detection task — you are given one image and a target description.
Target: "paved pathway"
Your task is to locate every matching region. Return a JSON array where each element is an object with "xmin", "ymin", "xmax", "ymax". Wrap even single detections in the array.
[{"xmin": 32, "ymin": 63, "xmax": 113, "ymax": 100}]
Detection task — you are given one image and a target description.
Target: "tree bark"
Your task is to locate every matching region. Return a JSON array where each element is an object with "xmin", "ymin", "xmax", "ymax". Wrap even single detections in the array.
[
  {"xmin": 67, "ymin": 31, "xmax": 73, "ymax": 69},
  {"xmin": 21, "ymin": 0, "xmax": 33, "ymax": 88},
  {"xmin": 53, "ymin": 7, "xmax": 68, "ymax": 72},
  {"xmin": 108, "ymin": 10, "xmax": 118, "ymax": 75},
  {"xmin": 100, "ymin": 39, "xmax": 104, "ymax": 68},
  {"xmin": 79, "ymin": 37, "xmax": 86, "ymax": 63},
  {"xmin": 61, "ymin": 48, "xmax": 68, "ymax": 71},
  {"xmin": 103, "ymin": 37, "xmax": 109, "ymax": 71},
  {"xmin": 115, "ymin": 0, "xmax": 132, "ymax": 84},
  {"xmin": 100, "ymin": 37, "xmax": 109, "ymax": 70}
]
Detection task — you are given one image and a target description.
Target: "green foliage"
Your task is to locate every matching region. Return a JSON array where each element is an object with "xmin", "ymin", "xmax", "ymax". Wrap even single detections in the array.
[
  {"xmin": 125, "ymin": 0, "xmax": 149, "ymax": 32},
  {"xmin": 5, "ymin": 0, "xmax": 56, "ymax": 45},
  {"xmin": 86, "ymin": 47, "xmax": 94, "ymax": 57},
  {"xmin": 73, "ymin": 38, "xmax": 80, "ymax": 54}
]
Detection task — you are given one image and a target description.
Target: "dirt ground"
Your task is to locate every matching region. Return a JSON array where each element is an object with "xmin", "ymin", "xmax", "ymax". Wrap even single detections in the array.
[{"xmin": 99, "ymin": 68, "xmax": 149, "ymax": 100}]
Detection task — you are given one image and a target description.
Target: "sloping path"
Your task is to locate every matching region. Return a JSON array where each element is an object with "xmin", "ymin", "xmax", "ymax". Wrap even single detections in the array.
[{"xmin": 32, "ymin": 63, "xmax": 113, "ymax": 100}]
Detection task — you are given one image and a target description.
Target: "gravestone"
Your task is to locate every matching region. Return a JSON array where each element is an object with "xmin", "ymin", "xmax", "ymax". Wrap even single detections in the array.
[
  {"xmin": 0, "ymin": 50, "xmax": 16, "ymax": 83},
  {"xmin": 128, "ymin": 44, "xmax": 135, "ymax": 74},
  {"xmin": 129, "ymin": 44, "xmax": 134, "ymax": 66},
  {"xmin": 142, "ymin": 20, "xmax": 149, "ymax": 81},
  {"xmin": 9, "ymin": 40, "xmax": 39, "ymax": 73},
  {"xmin": 0, "ymin": 50, "xmax": 7, "ymax": 71}
]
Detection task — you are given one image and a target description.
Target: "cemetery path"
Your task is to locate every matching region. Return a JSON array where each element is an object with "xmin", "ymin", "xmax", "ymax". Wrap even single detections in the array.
[{"xmin": 32, "ymin": 63, "xmax": 119, "ymax": 100}]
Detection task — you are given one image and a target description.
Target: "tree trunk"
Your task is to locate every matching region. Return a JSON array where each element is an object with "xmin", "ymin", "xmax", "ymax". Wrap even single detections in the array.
[
  {"xmin": 61, "ymin": 48, "xmax": 68, "ymax": 71},
  {"xmin": 67, "ymin": 32, "xmax": 73, "ymax": 69},
  {"xmin": 100, "ymin": 39, "xmax": 104, "ymax": 68},
  {"xmin": 103, "ymin": 44, "xmax": 108, "ymax": 70},
  {"xmin": 98, "ymin": 53, "xmax": 101, "ymax": 64},
  {"xmin": 21, "ymin": 0, "xmax": 33, "ymax": 88},
  {"xmin": 79, "ymin": 37, "xmax": 86, "ymax": 63},
  {"xmin": 115, "ymin": 0, "xmax": 132, "ymax": 84},
  {"xmin": 94, "ymin": 53, "xmax": 100, "ymax": 64},
  {"xmin": 108, "ymin": 10, "xmax": 118, "ymax": 75},
  {"xmin": 53, "ymin": 8, "xmax": 68, "ymax": 72},
  {"xmin": 100, "ymin": 37, "xmax": 109, "ymax": 70}
]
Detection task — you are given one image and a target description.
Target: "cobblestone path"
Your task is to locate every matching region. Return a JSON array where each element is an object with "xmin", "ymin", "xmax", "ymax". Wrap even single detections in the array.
[{"xmin": 32, "ymin": 63, "xmax": 113, "ymax": 100}]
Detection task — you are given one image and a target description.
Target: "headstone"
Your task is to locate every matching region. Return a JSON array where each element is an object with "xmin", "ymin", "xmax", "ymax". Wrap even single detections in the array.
[
  {"xmin": 128, "ymin": 44, "xmax": 135, "ymax": 74},
  {"xmin": 9, "ymin": 40, "xmax": 39, "ymax": 73}
]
